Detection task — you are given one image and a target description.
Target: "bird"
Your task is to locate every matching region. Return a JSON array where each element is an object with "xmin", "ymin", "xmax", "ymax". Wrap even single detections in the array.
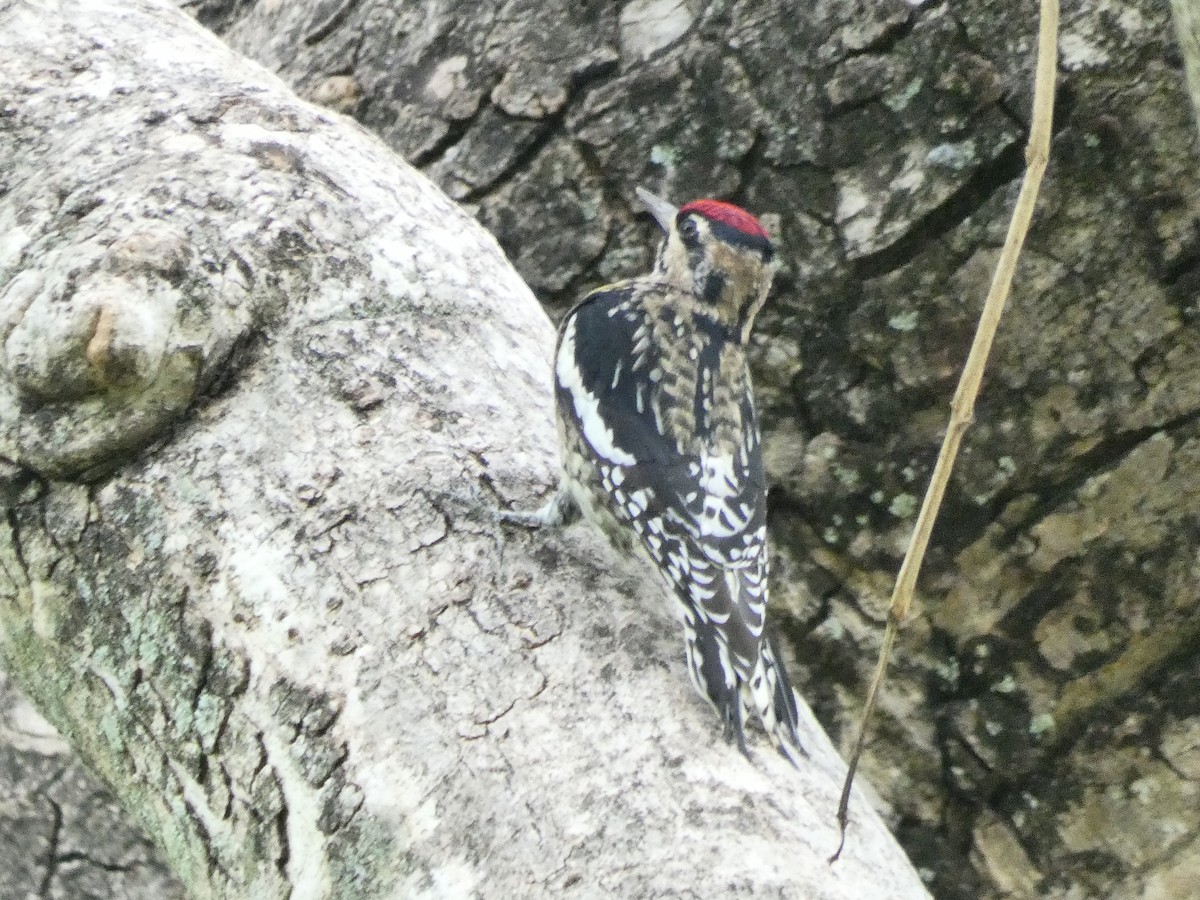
[{"xmin": 502, "ymin": 186, "xmax": 804, "ymax": 764}]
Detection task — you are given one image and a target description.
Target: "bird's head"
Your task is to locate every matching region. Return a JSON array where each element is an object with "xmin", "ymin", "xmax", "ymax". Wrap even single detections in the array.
[{"xmin": 637, "ymin": 187, "xmax": 776, "ymax": 342}]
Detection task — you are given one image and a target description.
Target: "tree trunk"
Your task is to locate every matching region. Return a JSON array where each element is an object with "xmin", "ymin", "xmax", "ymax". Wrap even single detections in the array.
[
  {"xmin": 194, "ymin": 0, "xmax": 1200, "ymax": 898},
  {"xmin": 1171, "ymin": 0, "xmax": 1200, "ymax": 133},
  {"xmin": 0, "ymin": 1, "xmax": 928, "ymax": 897}
]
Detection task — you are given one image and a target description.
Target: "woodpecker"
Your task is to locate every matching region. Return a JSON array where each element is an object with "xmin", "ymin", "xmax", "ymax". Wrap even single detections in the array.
[{"xmin": 504, "ymin": 187, "xmax": 803, "ymax": 764}]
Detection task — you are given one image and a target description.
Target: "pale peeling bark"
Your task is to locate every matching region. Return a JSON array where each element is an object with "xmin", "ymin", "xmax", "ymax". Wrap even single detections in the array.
[{"xmin": 0, "ymin": 1, "xmax": 929, "ymax": 897}]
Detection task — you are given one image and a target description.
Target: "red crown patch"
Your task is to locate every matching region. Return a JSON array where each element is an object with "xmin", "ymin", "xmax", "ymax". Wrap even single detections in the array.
[{"xmin": 678, "ymin": 199, "xmax": 769, "ymax": 241}]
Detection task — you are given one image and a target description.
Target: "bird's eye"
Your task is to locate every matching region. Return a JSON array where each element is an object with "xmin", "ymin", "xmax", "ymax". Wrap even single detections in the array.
[{"xmin": 678, "ymin": 216, "xmax": 700, "ymax": 245}]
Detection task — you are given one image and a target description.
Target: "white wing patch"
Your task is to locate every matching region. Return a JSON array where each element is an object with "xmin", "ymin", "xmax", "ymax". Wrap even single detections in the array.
[{"xmin": 557, "ymin": 317, "xmax": 637, "ymax": 466}]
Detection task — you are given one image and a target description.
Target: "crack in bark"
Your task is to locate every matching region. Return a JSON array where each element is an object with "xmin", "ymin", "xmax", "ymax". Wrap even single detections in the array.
[
  {"xmin": 190, "ymin": 612, "xmax": 214, "ymax": 711},
  {"xmin": 983, "ymin": 406, "xmax": 1200, "ymax": 541},
  {"xmin": 454, "ymin": 118, "xmax": 558, "ymax": 206},
  {"xmin": 274, "ymin": 805, "xmax": 290, "ymax": 876},
  {"xmin": 37, "ymin": 795, "xmax": 63, "ymax": 898},
  {"xmin": 183, "ymin": 793, "xmax": 232, "ymax": 888},
  {"xmin": 52, "ymin": 850, "xmax": 144, "ymax": 874},
  {"xmin": 4, "ymin": 507, "xmax": 30, "ymax": 586},
  {"xmin": 303, "ymin": 0, "xmax": 359, "ymax": 45},
  {"xmin": 431, "ymin": 48, "xmax": 617, "ymax": 206},
  {"xmin": 849, "ymin": 138, "xmax": 1027, "ymax": 282},
  {"xmin": 409, "ymin": 102, "xmax": 488, "ymax": 170}
]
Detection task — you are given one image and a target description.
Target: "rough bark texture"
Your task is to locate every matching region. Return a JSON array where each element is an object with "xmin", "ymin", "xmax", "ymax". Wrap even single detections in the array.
[
  {"xmin": 1171, "ymin": 0, "xmax": 1200, "ymax": 132},
  {"xmin": 171, "ymin": 0, "xmax": 1200, "ymax": 898},
  {"xmin": 0, "ymin": 670, "xmax": 186, "ymax": 899},
  {"xmin": 0, "ymin": 1, "xmax": 928, "ymax": 898}
]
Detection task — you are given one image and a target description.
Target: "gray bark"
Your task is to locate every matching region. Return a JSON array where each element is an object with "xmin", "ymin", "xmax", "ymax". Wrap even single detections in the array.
[
  {"xmin": 1171, "ymin": 0, "xmax": 1200, "ymax": 135},
  {"xmin": 0, "ymin": 1, "xmax": 929, "ymax": 898},
  {"xmin": 0, "ymin": 670, "xmax": 186, "ymax": 899},
  {"xmin": 189, "ymin": 0, "xmax": 1200, "ymax": 898}
]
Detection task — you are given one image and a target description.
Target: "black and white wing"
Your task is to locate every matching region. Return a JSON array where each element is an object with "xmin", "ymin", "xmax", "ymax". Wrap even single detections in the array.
[{"xmin": 553, "ymin": 285, "xmax": 802, "ymax": 758}]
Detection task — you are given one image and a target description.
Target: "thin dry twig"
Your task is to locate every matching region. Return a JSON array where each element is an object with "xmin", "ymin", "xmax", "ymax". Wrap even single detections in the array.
[{"xmin": 830, "ymin": 0, "xmax": 1060, "ymax": 862}]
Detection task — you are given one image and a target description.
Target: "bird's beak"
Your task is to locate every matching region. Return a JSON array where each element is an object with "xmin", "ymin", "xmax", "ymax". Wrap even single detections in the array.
[{"xmin": 636, "ymin": 187, "xmax": 678, "ymax": 234}]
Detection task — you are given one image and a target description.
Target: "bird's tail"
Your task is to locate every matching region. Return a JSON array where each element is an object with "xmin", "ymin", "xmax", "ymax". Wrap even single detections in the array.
[
  {"xmin": 747, "ymin": 632, "xmax": 806, "ymax": 766},
  {"xmin": 684, "ymin": 627, "xmax": 748, "ymax": 754}
]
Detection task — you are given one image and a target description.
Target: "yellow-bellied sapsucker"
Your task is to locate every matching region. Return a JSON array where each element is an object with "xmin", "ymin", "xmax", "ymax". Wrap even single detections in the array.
[{"xmin": 505, "ymin": 187, "xmax": 803, "ymax": 764}]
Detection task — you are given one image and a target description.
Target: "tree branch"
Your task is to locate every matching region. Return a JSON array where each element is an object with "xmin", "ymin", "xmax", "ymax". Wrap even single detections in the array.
[{"xmin": 0, "ymin": 0, "xmax": 928, "ymax": 896}]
